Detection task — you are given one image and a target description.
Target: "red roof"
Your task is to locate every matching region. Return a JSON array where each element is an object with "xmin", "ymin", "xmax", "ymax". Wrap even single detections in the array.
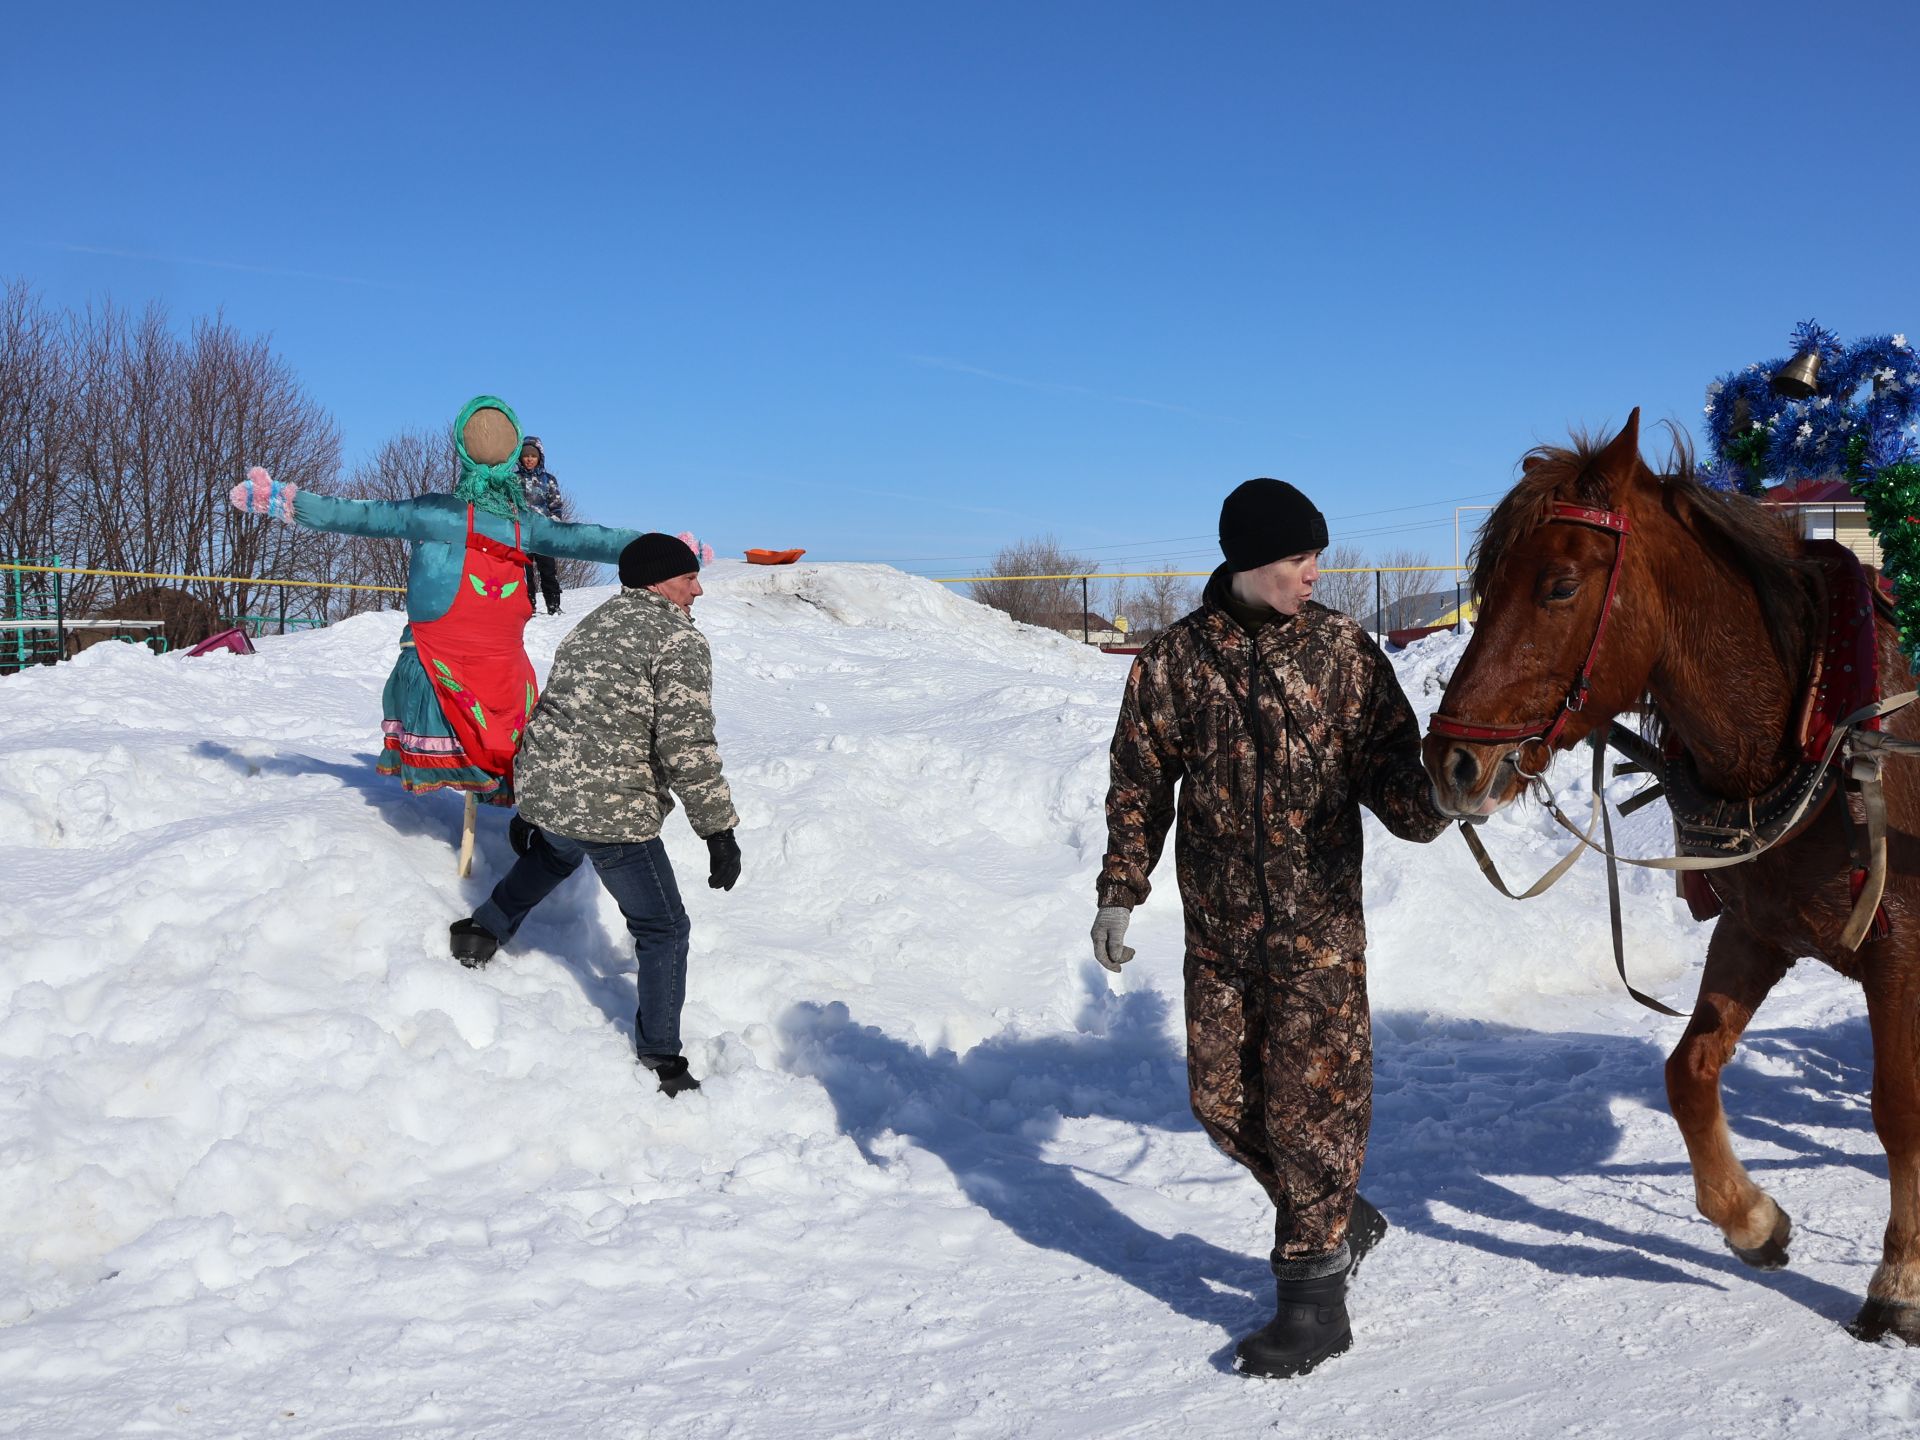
[{"xmin": 1763, "ymin": 476, "xmax": 1853, "ymax": 504}]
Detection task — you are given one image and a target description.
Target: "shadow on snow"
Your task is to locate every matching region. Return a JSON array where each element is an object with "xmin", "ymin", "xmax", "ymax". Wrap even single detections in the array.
[{"xmin": 782, "ymin": 985, "xmax": 1881, "ymax": 1343}]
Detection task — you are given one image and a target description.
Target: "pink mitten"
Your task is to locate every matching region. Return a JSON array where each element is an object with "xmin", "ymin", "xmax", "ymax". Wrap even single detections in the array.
[
  {"xmin": 229, "ymin": 466, "xmax": 298, "ymax": 521},
  {"xmin": 676, "ymin": 531, "xmax": 717, "ymax": 566}
]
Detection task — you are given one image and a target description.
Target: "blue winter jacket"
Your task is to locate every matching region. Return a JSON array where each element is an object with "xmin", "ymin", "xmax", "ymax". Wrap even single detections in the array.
[{"xmin": 518, "ymin": 464, "xmax": 563, "ymax": 519}]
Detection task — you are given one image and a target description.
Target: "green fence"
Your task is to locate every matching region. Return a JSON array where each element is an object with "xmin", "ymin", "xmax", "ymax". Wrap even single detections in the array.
[
  {"xmin": 2, "ymin": 556, "xmax": 63, "ymax": 674},
  {"xmin": 0, "ymin": 559, "xmax": 407, "ymax": 675}
]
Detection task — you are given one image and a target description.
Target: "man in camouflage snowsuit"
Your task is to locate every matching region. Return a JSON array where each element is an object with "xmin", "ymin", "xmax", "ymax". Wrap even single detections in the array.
[
  {"xmin": 449, "ymin": 533, "xmax": 742, "ymax": 1096},
  {"xmin": 1092, "ymin": 478, "xmax": 1448, "ymax": 1377}
]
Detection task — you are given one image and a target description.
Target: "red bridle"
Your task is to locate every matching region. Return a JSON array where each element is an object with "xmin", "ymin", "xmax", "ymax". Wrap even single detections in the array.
[{"xmin": 1428, "ymin": 502, "xmax": 1632, "ymax": 772}]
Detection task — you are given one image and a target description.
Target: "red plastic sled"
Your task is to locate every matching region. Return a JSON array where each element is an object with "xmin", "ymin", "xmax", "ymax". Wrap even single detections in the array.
[
  {"xmin": 745, "ymin": 548, "xmax": 807, "ymax": 565},
  {"xmin": 187, "ymin": 626, "xmax": 257, "ymax": 657}
]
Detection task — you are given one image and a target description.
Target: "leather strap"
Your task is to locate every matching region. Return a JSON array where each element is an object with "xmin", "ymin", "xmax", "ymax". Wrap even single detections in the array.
[{"xmin": 1430, "ymin": 503, "xmax": 1632, "ymax": 751}]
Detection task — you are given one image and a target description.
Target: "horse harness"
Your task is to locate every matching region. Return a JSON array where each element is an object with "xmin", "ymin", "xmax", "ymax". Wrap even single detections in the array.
[
  {"xmin": 1428, "ymin": 502, "xmax": 1632, "ymax": 775},
  {"xmin": 1429, "ymin": 503, "xmax": 1920, "ymax": 1016}
]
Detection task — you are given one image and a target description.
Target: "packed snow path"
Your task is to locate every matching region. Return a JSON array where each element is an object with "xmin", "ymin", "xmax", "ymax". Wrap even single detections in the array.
[{"xmin": 1, "ymin": 564, "xmax": 1913, "ymax": 1438}]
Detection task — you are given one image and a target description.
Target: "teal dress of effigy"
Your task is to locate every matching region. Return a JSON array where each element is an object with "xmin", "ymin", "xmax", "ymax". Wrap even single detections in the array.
[{"xmin": 230, "ymin": 396, "xmax": 641, "ymax": 804}]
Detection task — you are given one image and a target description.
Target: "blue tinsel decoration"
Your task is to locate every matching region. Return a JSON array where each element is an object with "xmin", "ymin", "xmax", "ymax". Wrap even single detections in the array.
[{"xmin": 1700, "ymin": 321, "xmax": 1920, "ymax": 495}]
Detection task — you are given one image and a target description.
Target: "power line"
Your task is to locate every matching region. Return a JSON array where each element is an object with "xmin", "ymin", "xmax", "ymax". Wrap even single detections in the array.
[
  {"xmin": 880, "ymin": 487, "xmax": 1508, "ymax": 568},
  {"xmin": 898, "ymin": 514, "xmax": 1475, "ymax": 576}
]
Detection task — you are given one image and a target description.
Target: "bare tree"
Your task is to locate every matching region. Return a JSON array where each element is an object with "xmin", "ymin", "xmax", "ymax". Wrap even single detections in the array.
[
  {"xmin": 1129, "ymin": 563, "xmax": 1201, "ymax": 638},
  {"xmin": 180, "ymin": 312, "xmax": 340, "ymax": 626},
  {"xmin": 0, "ymin": 281, "xmax": 74, "ymax": 618},
  {"xmin": 1378, "ymin": 547, "xmax": 1438, "ymax": 630},
  {"xmin": 52, "ymin": 298, "xmax": 338, "ymax": 627},
  {"xmin": 969, "ymin": 535, "xmax": 1096, "ymax": 630},
  {"xmin": 1312, "ymin": 542, "xmax": 1371, "ymax": 620}
]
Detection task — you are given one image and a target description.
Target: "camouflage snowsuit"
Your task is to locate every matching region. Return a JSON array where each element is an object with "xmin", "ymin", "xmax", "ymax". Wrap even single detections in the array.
[
  {"xmin": 514, "ymin": 587, "xmax": 738, "ymax": 842},
  {"xmin": 1099, "ymin": 574, "xmax": 1446, "ymax": 1259}
]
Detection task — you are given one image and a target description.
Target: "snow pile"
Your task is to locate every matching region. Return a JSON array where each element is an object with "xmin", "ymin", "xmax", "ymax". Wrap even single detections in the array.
[{"xmin": 0, "ymin": 565, "xmax": 1901, "ymax": 1438}]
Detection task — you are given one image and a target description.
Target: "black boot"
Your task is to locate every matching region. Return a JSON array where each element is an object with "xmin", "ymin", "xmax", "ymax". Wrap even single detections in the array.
[
  {"xmin": 1348, "ymin": 1194, "xmax": 1389, "ymax": 1278},
  {"xmin": 449, "ymin": 918, "xmax": 500, "ymax": 968},
  {"xmin": 1235, "ymin": 1251, "xmax": 1352, "ymax": 1379},
  {"xmin": 640, "ymin": 1054, "xmax": 701, "ymax": 1097}
]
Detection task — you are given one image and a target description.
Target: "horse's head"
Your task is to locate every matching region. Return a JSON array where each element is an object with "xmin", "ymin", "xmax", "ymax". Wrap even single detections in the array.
[{"xmin": 1424, "ymin": 410, "xmax": 1665, "ymax": 819}]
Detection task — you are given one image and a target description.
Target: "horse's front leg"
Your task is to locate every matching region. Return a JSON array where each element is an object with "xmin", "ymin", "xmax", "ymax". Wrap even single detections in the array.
[
  {"xmin": 1854, "ymin": 961, "xmax": 1920, "ymax": 1343},
  {"xmin": 1664, "ymin": 920, "xmax": 1794, "ymax": 1265}
]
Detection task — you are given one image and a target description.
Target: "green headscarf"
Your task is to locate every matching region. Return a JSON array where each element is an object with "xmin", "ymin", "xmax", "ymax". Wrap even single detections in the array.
[{"xmin": 451, "ymin": 394, "xmax": 526, "ymax": 519}]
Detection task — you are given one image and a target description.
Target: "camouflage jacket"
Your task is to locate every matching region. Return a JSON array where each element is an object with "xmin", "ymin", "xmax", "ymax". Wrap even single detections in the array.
[
  {"xmin": 514, "ymin": 588, "xmax": 739, "ymax": 843},
  {"xmin": 1099, "ymin": 569, "xmax": 1447, "ymax": 969}
]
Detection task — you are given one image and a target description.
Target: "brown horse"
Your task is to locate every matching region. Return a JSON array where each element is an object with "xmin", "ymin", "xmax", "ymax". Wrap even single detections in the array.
[{"xmin": 1423, "ymin": 409, "xmax": 1920, "ymax": 1343}]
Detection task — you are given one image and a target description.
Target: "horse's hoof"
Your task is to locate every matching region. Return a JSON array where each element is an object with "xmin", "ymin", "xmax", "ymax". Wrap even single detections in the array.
[
  {"xmin": 1726, "ymin": 1207, "xmax": 1792, "ymax": 1270},
  {"xmin": 1849, "ymin": 1299, "xmax": 1920, "ymax": 1344}
]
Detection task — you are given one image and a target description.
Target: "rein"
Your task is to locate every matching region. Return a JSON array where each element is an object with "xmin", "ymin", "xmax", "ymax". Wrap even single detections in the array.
[{"xmin": 1456, "ymin": 693, "xmax": 1919, "ymax": 1016}]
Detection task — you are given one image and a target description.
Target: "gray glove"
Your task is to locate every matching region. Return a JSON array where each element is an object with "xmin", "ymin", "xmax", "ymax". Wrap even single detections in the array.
[{"xmin": 1090, "ymin": 906, "xmax": 1136, "ymax": 973}]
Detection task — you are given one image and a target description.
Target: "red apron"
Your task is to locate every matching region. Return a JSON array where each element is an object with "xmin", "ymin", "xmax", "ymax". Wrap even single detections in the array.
[{"xmin": 411, "ymin": 506, "xmax": 538, "ymax": 780}]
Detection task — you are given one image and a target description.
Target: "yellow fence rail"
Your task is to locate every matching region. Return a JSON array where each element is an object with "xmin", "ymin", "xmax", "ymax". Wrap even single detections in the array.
[
  {"xmin": 932, "ymin": 566, "xmax": 1465, "ymax": 582},
  {"xmin": 0, "ymin": 561, "xmax": 406, "ymax": 594}
]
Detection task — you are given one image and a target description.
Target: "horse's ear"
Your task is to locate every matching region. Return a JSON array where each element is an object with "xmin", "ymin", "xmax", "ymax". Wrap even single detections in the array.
[
  {"xmin": 1520, "ymin": 454, "xmax": 1546, "ymax": 475},
  {"xmin": 1593, "ymin": 407, "xmax": 1643, "ymax": 480}
]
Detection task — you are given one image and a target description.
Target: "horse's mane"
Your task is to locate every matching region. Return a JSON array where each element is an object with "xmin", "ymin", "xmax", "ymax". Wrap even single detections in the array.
[{"xmin": 1469, "ymin": 427, "xmax": 1821, "ymax": 684}]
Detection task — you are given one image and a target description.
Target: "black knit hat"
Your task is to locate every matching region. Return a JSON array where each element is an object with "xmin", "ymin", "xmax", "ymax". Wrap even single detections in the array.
[
  {"xmin": 619, "ymin": 533, "xmax": 700, "ymax": 589},
  {"xmin": 1218, "ymin": 478, "xmax": 1328, "ymax": 572}
]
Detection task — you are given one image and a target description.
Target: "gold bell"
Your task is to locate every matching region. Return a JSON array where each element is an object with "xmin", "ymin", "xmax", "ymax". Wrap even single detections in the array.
[{"xmin": 1771, "ymin": 349, "xmax": 1821, "ymax": 399}]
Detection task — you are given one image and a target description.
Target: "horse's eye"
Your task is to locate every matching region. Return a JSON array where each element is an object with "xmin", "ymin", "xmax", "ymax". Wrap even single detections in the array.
[{"xmin": 1548, "ymin": 581, "xmax": 1579, "ymax": 602}]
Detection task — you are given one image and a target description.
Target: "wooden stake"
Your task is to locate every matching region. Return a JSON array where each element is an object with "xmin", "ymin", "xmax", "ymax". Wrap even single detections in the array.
[{"xmin": 457, "ymin": 791, "xmax": 478, "ymax": 877}]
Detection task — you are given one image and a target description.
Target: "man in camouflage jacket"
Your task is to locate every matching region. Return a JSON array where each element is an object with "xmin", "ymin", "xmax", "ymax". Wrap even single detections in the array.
[
  {"xmin": 450, "ymin": 533, "xmax": 742, "ymax": 1096},
  {"xmin": 1093, "ymin": 478, "xmax": 1447, "ymax": 1378}
]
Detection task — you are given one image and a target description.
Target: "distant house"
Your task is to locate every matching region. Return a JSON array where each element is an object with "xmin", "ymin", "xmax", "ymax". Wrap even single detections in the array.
[
  {"xmin": 1038, "ymin": 611, "xmax": 1127, "ymax": 646},
  {"xmin": 1359, "ymin": 588, "xmax": 1476, "ymax": 635},
  {"xmin": 1765, "ymin": 476, "xmax": 1882, "ymax": 568}
]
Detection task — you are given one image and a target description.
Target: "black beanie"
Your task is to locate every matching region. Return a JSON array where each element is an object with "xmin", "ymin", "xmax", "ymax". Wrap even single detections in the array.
[
  {"xmin": 619, "ymin": 533, "xmax": 700, "ymax": 589},
  {"xmin": 1218, "ymin": 478, "xmax": 1328, "ymax": 572}
]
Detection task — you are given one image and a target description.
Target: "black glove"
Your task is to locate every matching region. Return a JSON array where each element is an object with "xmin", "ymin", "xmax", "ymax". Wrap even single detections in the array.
[{"xmin": 706, "ymin": 829, "xmax": 741, "ymax": 891}]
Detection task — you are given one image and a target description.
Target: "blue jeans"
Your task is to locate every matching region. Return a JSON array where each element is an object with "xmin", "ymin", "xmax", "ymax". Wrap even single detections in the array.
[{"xmin": 473, "ymin": 831, "xmax": 692, "ymax": 1059}]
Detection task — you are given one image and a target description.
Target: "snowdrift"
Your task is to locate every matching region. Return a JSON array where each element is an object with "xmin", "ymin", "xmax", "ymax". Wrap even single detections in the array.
[{"xmin": 0, "ymin": 563, "xmax": 1905, "ymax": 1438}]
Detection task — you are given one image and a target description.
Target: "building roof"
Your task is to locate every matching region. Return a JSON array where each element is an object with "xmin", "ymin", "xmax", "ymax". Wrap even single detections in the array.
[{"xmin": 1764, "ymin": 475, "xmax": 1854, "ymax": 504}]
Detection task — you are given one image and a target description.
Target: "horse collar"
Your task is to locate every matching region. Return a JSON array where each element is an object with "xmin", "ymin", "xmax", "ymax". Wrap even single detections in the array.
[{"xmin": 1429, "ymin": 501, "xmax": 1633, "ymax": 759}]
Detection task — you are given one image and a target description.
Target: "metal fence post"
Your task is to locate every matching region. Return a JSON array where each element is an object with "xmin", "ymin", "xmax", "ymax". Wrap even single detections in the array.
[
  {"xmin": 6, "ymin": 559, "xmax": 20, "ymax": 669},
  {"xmin": 53, "ymin": 559, "xmax": 65, "ymax": 663},
  {"xmin": 1082, "ymin": 575, "xmax": 1089, "ymax": 644},
  {"xmin": 279, "ymin": 585, "xmax": 288, "ymax": 636},
  {"xmin": 1375, "ymin": 569, "xmax": 1383, "ymax": 644}
]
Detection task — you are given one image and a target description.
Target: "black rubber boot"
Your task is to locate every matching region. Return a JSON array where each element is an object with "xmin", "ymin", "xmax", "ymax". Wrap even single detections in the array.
[
  {"xmin": 449, "ymin": 918, "xmax": 500, "ymax": 969},
  {"xmin": 1348, "ymin": 1194, "xmax": 1389, "ymax": 1279},
  {"xmin": 1235, "ymin": 1253, "xmax": 1352, "ymax": 1379},
  {"xmin": 641, "ymin": 1054, "xmax": 701, "ymax": 1097}
]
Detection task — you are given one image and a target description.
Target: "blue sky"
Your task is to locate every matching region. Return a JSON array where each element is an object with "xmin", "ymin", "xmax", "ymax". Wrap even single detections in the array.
[{"xmin": 9, "ymin": 1, "xmax": 1920, "ymax": 578}]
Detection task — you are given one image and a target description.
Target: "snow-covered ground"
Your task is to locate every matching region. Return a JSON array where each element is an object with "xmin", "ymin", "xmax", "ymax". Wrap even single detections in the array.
[{"xmin": 0, "ymin": 562, "xmax": 1910, "ymax": 1438}]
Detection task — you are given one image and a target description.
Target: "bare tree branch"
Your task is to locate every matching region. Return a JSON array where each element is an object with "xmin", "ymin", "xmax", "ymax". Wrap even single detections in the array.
[{"xmin": 967, "ymin": 535, "xmax": 1097, "ymax": 631}]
